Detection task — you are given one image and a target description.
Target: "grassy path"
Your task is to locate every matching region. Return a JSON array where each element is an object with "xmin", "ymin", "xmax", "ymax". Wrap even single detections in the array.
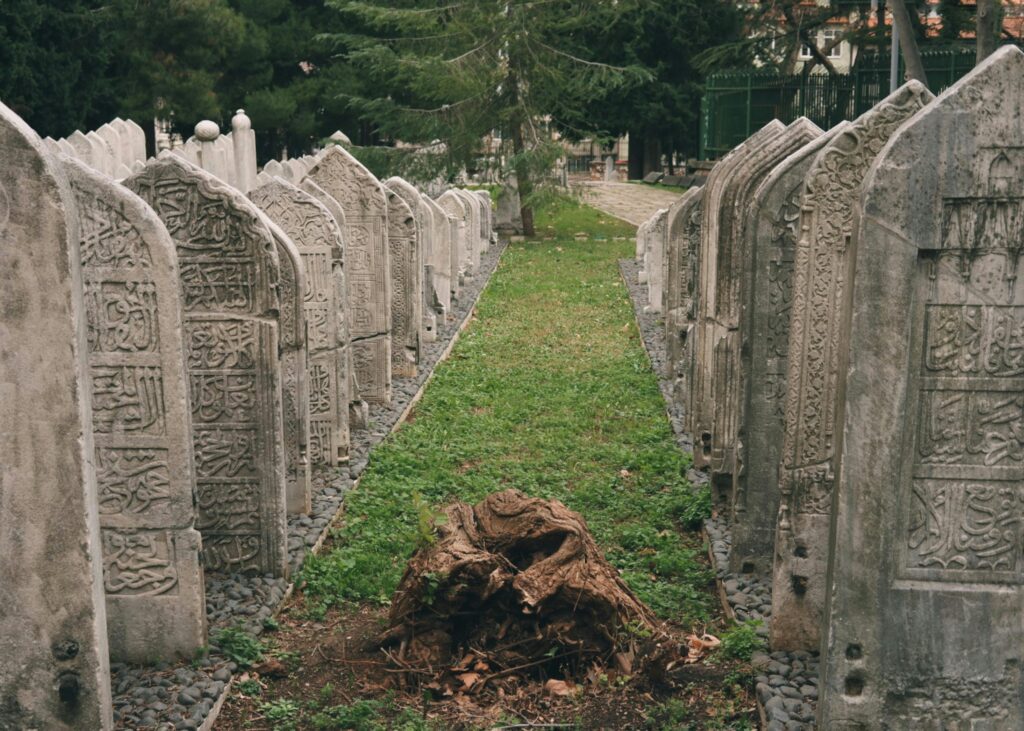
[{"xmin": 219, "ymin": 198, "xmax": 757, "ymax": 730}]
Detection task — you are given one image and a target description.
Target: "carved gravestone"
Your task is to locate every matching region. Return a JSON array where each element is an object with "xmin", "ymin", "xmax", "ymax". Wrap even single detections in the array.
[
  {"xmin": 455, "ymin": 189, "xmax": 481, "ymax": 278},
  {"xmin": 250, "ymin": 178, "xmax": 351, "ymax": 467},
  {"xmin": 728, "ymin": 124, "xmax": 847, "ymax": 580},
  {"xmin": 496, "ymin": 176, "xmax": 523, "ymax": 235},
  {"xmin": 126, "ymin": 154, "xmax": 289, "ymax": 576},
  {"xmin": 265, "ymin": 220, "xmax": 311, "ymax": 514},
  {"xmin": 0, "ymin": 101, "xmax": 113, "ymax": 731},
  {"xmin": 300, "ymin": 179, "xmax": 368, "ymax": 433},
  {"xmin": 307, "ymin": 146, "xmax": 392, "ymax": 405},
  {"xmin": 819, "ymin": 48, "xmax": 1024, "ymax": 728},
  {"xmin": 635, "ymin": 215, "xmax": 652, "ymax": 271},
  {"xmin": 385, "ymin": 179, "xmax": 431, "ymax": 347},
  {"xmin": 63, "ymin": 156, "xmax": 206, "ymax": 662},
  {"xmin": 422, "ymin": 193, "xmax": 452, "ymax": 317},
  {"xmin": 770, "ymin": 83, "xmax": 933, "ymax": 651},
  {"xmin": 474, "ymin": 190, "xmax": 492, "ymax": 247},
  {"xmin": 385, "ymin": 189, "xmax": 420, "ymax": 378},
  {"xmin": 696, "ymin": 118, "xmax": 821, "ymax": 508},
  {"xmin": 689, "ymin": 121, "xmax": 785, "ymax": 466},
  {"xmin": 438, "ymin": 191, "xmax": 468, "ymax": 296},
  {"xmin": 644, "ymin": 208, "xmax": 669, "ymax": 314},
  {"xmin": 664, "ymin": 186, "xmax": 703, "ymax": 414}
]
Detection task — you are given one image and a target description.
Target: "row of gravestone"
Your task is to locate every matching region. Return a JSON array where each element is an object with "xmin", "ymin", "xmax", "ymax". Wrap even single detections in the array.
[
  {"xmin": 0, "ymin": 98, "xmax": 494, "ymax": 729},
  {"xmin": 639, "ymin": 47, "xmax": 1024, "ymax": 728}
]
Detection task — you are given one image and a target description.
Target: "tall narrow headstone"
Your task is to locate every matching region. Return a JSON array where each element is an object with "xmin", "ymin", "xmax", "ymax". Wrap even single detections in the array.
[
  {"xmin": 474, "ymin": 190, "xmax": 493, "ymax": 247},
  {"xmin": 63, "ymin": 155, "xmax": 207, "ymax": 662},
  {"xmin": 438, "ymin": 191, "xmax": 468, "ymax": 298},
  {"xmin": 126, "ymin": 154, "xmax": 289, "ymax": 576},
  {"xmin": 386, "ymin": 177, "xmax": 434, "ymax": 343},
  {"xmin": 689, "ymin": 120, "xmax": 785, "ymax": 470},
  {"xmin": 124, "ymin": 119, "xmax": 147, "ymax": 166},
  {"xmin": 455, "ymin": 189, "xmax": 481, "ymax": 277},
  {"xmin": 643, "ymin": 208, "xmax": 669, "ymax": 314},
  {"xmin": 422, "ymin": 193, "xmax": 452, "ymax": 318},
  {"xmin": 307, "ymin": 146, "xmax": 393, "ymax": 405},
  {"xmin": 496, "ymin": 175, "xmax": 523, "ymax": 235},
  {"xmin": 231, "ymin": 110, "xmax": 257, "ymax": 194},
  {"xmin": 385, "ymin": 190, "xmax": 420, "ymax": 377},
  {"xmin": 664, "ymin": 186, "xmax": 703, "ymax": 415},
  {"xmin": 771, "ymin": 83, "xmax": 932, "ymax": 650},
  {"xmin": 0, "ymin": 101, "xmax": 113, "ymax": 730},
  {"xmin": 820, "ymin": 49, "xmax": 1023, "ymax": 727},
  {"xmin": 728, "ymin": 124, "xmax": 847, "ymax": 579},
  {"xmin": 251, "ymin": 178, "xmax": 350, "ymax": 465}
]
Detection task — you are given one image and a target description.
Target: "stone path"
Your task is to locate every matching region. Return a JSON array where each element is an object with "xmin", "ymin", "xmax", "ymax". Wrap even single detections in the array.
[{"xmin": 576, "ymin": 181, "xmax": 685, "ymax": 225}]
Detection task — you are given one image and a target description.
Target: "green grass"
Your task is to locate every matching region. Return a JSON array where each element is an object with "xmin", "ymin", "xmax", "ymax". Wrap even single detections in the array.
[{"xmin": 301, "ymin": 195, "xmax": 713, "ymax": 626}]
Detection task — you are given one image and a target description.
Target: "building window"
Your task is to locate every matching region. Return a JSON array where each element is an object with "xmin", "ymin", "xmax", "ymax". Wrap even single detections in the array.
[{"xmin": 822, "ymin": 28, "xmax": 843, "ymax": 58}]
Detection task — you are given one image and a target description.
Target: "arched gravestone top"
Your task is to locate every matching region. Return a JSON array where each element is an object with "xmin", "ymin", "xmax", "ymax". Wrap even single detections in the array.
[
  {"xmin": 384, "ymin": 187, "xmax": 420, "ymax": 378},
  {"xmin": 769, "ymin": 82, "xmax": 933, "ymax": 652},
  {"xmin": 644, "ymin": 207, "xmax": 669, "ymax": 313},
  {"xmin": 819, "ymin": 47, "xmax": 1024, "ymax": 728},
  {"xmin": 62, "ymin": 154, "xmax": 207, "ymax": 663},
  {"xmin": 307, "ymin": 145, "xmax": 392, "ymax": 404},
  {"xmin": 438, "ymin": 189, "xmax": 469, "ymax": 284},
  {"xmin": 727, "ymin": 123, "xmax": 848, "ymax": 582},
  {"xmin": 0, "ymin": 101, "xmax": 112, "ymax": 729},
  {"xmin": 421, "ymin": 192, "xmax": 452, "ymax": 316},
  {"xmin": 474, "ymin": 189, "xmax": 492, "ymax": 244},
  {"xmin": 696, "ymin": 119, "xmax": 820, "ymax": 485},
  {"xmin": 457, "ymin": 188, "xmax": 484, "ymax": 273},
  {"xmin": 251, "ymin": 177, "xmax": 350, "ymax": 467},
  {"xmin": 664, "ymin": 186, "xmax": 703, "ymax": 415},
  {"xmin": 385, "ymin": 176, "xmax": 433, "ymax": 339},
  {"xmin": 125, "ymin": 152, "xmax": 289, "ymax": 577}
]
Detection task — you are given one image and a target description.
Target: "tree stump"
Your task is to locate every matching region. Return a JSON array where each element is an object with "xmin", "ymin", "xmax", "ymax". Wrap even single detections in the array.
[{"xmin": 381, "ymin": 489, "xmax": 666, "ymax": 681}]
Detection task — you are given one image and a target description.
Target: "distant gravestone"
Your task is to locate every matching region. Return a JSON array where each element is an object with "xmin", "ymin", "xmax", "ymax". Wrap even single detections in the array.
[
  {"xmin": 689, "ymin": 120, "xmax": 785, "ymax": 470},
  {"xmin": 662, "ymin": 174, "xmax": 684, "ymax": 187},
  {"xmin": 496, "ymin": 176, "xmax": 523, "ymax": 235},
  {"xmin": 438, "ymin": 190, "xmax": 469, "ymax": 296},
  {"xmin": 307, "ymin": 146, "xmax": 392, "ymax": 405},
  {"xmin": 643, "ymin": 208, "xmax": 669, "ymax": 314},
  {"xmin": 64, "ymin": 155, "xmax": 207, "ymax": 662},
  {"xmin": 126, "ymin": 154, "xmax": 289, "ymax": 576},
  {"xmin": 603, "ymin": 155, "xmax": 616, "ymax": 182},
  {"xmin": 0, "ymin": 101, "xmax": 113, "ymax": 730},
  {"xmin": 820, "ymin": 49, "xmax": 1024, "ymax": 728},
  {"xmin": 642, "ymin": 171, "xmax": 664, "ymax": 184},
  {"xmin": 664, "ymin": 186, "xmax": 703, "ymax": 415},
  {"xmin": 770, "ymin": 83, "xmax": 932, "ymax": 651},
  {"xmin": 385, "ymin": 189, "xmax": 420, "ymax": 378},
  {"xmin": 300, "ymin": 178, "xmax": 367, "ymax": 433},
  {"xmin": 728, "ymin": 124, "xmax": 847, "ymax": 580},
  {"xmin": 422, "ymin": 193, "xmax": 453, "ymax": 317},
  {"xmin": 251, "ymin": 178, "xmax": 350, "ymax": 467},
  {"xmin": 455, "ymin": 189, "xmax": 481, "ymax": 278},
  {"xmin": 474, "ymin": 190, "xmax": 493, "ymax": 247},
  {"xmin": 386, "ymin": 177, "xmax": 435, "ymax": 343}
]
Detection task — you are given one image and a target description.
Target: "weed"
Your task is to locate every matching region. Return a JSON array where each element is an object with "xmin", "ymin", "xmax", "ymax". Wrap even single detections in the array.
[
  {"xmin": 259, "ymin": 698, "xmax": 300, "ymax": 730},
  {"xmin": 213, "ymin": 625, "xmax": 265, "ymax": 669},
  {"xmin": 718, "ymin": 621, "xmax": 766, "ymax": 662},
  {"xmin": 262, "ymin": 616, "xmax": 280, "ymax": 632},
  {"xmin": 237, "ymin": 679, "xmax": 262, "ymax": 697}
]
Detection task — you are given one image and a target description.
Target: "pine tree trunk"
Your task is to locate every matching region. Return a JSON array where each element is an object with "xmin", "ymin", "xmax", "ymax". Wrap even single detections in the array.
[
  {"xmin": 976, "ymin": 0, "xmax": 999, "ymax": 64},
  {"xmin": 890, "ymin": 0, "xmax": 928, "ymax": 88},
  {"xmin": 628, "ymin": 133, "xmax": 644, "ymax": 180},
  {"xmin": 511, "ymin": 119, "xmax": 535, "ymax": 237}
]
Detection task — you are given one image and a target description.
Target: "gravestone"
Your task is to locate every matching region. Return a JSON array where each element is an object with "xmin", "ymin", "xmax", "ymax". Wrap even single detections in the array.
[
  {"xmin": 63, "ymin": 155, "xmax": 207, "ymax": 662},
  {"xmin": 642, "ymin": 171, "xmax": 663, "ymax": 184},
  {"xmin": 384, "ymin": 189, "xmax": 420, "ymax": 378},
  {"xmin": 635, "ymin": 215, "xmax": 651, "ymax": 266},
  {"xmin": 300, "ymin": 178, "xmax": 367, "ymax": 433},
  {"xmin": 818, "ymin": 48, "xmax": 1024, "ymax": 727},
  {"xmin": 0, "ymin": 101, "xmax": 113, "ymax": 730},
  {"xmin": 662, "ymin": 174, "xmax": 684, "ymax": 187},
  {"xmin": 263, "ymin": 219, "xmax": 311, "ymax": 515},
  {"xmin": 770, "ymin": 83, "xmax": 933, "ymax": 650},
  {"xmin": 386, "ymin": 177, "xmax": 435, "ymax": 343},
  {"xmin": 474, "ymin": 190, "xmax": 493, "ymax": 246},
  {"xmin": 231, "ymin": 110, "xmax": 257, "ymax": 194},
  {"xmin": 126, "ymin": 153, "xmax": 289, "ymax": 576},
  {"xmin": 703, "ymin": 119, "xmax": 823, "ymax": 519},
  {"xmin": 422, "ymin": 193, "xmax": 453, "ymax": 317},
  {"xmin": 251, "ymin": 178, "xmax": 350, "ymax": 468},
  {"xmin": 604, "ymin": 155, "xmax": 616, "ymax": 182},
  {"xmin": 307, "ymin": 146, "xmax": 392, "ymax": 405},
  {"xmin": 644, "ymin": 208, "xmax": 669, "ymax": 314},
  {"xmin": 496, "ymin": 175, "xmax": 523, "ymax": 235},
  {"xmin": 455, "ymin": 189, "xmax": 481, "ymax": 278},
  {"xmin": 689, "ymin": 120, "xmax": 785, "ymax": 469},
  {"xmin": 728, "ymin": 124, "xmax": 847, "ymax": 580},
  {"xmin": 437, "ymin": 191, "xmax": 469, "ymax": 296},
  {"xmin": 664, "ymin": 186, "xmax": 703, "ymax": 416}
]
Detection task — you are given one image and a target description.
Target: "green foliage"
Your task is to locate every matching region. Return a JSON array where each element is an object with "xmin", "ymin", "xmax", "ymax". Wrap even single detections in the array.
[
  {"xmin": 300, "ymin": 199, "xmax": 712, "ymax": 628},
  {"xmin": 212, "ymin": 625, "xmax": 265, "ymax": 669},
  {"xmin": 718, "ymin": 621, "xmax": 766, "ymax": 662},
  {"xmin": 310, "ymin": 696, "xmax": 435, "ymax": 730},
  {"xmin": 237, "ymin": 679, "xmax": 263, "ymax": 697},
  {"xmin": 259, "ymin": 698, "xmax": 300, "ymax": 730}
]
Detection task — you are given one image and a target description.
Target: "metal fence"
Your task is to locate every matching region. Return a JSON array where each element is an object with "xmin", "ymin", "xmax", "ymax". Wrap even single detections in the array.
[{"xmin": 699, "ymin": 46, "xmax": 985, "ymax": 160}]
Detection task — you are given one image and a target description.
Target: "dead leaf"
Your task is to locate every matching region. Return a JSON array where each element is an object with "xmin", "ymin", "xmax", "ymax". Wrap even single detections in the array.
[
  {"xmin": 544, "ymin": 678, "xmax": 576, "ymax": 697},
  {"xmin": 456, "ymin": 672, "xmax": 481, "ymax": 692}
]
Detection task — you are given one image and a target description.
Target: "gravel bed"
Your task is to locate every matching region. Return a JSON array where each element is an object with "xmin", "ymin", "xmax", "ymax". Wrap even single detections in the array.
[
  {"xmin": 109, "ymin": 238, "xmax": 506, "ymax": 730},
  {"xmin": 619, "ymin": 257, "xmax": 820, "ymax": 730}
]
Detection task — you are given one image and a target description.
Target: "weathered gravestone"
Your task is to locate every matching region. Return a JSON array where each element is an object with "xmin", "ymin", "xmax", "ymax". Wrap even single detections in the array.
[
  {"xmin": 385, "ymin": 189, "xmax": 421, "ymax": 378},
  {"xmin": 664, "ymin": 186, "xmax": 703, "ymax": 414},
  {"xmin": 386, "ymin": 177, "xmax": 435, "ymax": 343},
  {"xmin": 0, "ymin": 101, "xmax": 113, "ymax": 730},
  {"xmin": 474, "ymin": 190, "xmax": 493, "ymax": 246},
  {"xmin": 265, "ymin": 220, "xmax": 311, "ymax": 515},
  {"xmin": 126, "ymin": 154, "xmax": 289, "ymax": 576},
  {"xmin": 300, "ymin": 178, "xmax": 368, "ymax": 433},
  {"xmin": 770, "ymin": 82, "xmax": 933, "ymax": 650},
  {"xmin": 643, "ymin": 171, "xmax": 664, "ymax": 184},
  {"xmin": 688, "ymin": 121, "xmax": 785, "ymax": 462},
  {"xmin": 455, "ymin": 189, "xmax": 481, "ymax": 278},
  {"xmin": 1, "ymin": 106, "xmax": 117, "ymax": 730},
  {"xmin": 644, "ymin": 208, "xmax": 669, "ymax": 314},
  {"xmin": 604, "ymin": 155, "xmax": 616, "ymax": 182},
  {"xmin": 727, "ymin": 124, "xmax": 848, "ymax": 581},
  {"xmin": 695, "ymin": 118, "xmax": 821, "ymax": 506},
  {"xmin": 438, "ymin": 190, "xmax": 469, "ymax": 297},
  {"xmin": 63, "ymin": 156, "xmax": 207, "ymax": 662},
  {"xmin": 496, "ymin": 175, "xmax": 523, "ymax": 236},
  {"xmin": 819, "ymin": 49, "xmax": 1024, "ymax": 728},
  {"xmin": 250, "ymin": 178, "xmax": 351, "ymax": 467},
  {"xmin": 422, "ymin": 193, "xmax": 453, "ymax": 317},
  {"xmin": 635, "ymin": 215, "xmax": 651, "ymax": 275},
  {"xmin": 307, "ymin": 146, "xmax": 392, "ymax": 405}
]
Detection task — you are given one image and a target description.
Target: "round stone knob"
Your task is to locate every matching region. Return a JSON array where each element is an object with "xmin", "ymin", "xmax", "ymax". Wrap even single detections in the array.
[
  {"xmin": 329, "ymin": 130, "xmax": 351, "ymax": 145},
  {"xmin": 231, "ymin": 109, "xmax": 252, "ymax": 132},
  {"xmin": 194, "ymin": 120, "xmax": 220, "ymax": 141}
]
